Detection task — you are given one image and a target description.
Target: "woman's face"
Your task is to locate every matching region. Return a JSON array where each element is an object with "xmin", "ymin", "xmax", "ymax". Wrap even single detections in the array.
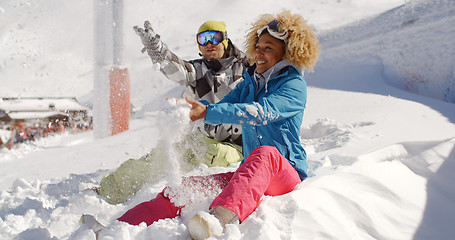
[{"xmin": 254, "ymin": 33, "xmax": 286, "ymax": 74}]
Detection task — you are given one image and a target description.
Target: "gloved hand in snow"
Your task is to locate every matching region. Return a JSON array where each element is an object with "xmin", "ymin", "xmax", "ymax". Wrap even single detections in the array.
[{"xmin": 133, "ymin": 20, "xmax": 164, "ymax": 63}]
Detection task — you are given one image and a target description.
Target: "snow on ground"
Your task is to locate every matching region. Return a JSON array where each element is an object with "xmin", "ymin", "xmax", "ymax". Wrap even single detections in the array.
[{"xmin": 1, "ymin": 0, "xmax": 455, "ymax": 239}]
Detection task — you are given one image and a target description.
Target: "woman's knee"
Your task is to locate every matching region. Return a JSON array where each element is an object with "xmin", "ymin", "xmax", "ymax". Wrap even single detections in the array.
[
  {"xmin": 252, "ymin": 145, "xmax": 277, "ymax": 153},
  {"xmin": 244, "ymin": 146, "xmax": 279, "ymax": 163}
]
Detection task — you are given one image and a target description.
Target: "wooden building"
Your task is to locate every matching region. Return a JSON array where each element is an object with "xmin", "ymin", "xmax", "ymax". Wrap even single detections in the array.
[{"xmin": 0, "ymin": 97, "xmax": 90, "ymax": 127}]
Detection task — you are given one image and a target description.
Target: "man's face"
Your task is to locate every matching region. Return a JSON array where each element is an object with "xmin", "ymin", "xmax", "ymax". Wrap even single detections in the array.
[
  {"xmin": 200, "ymin": 42, "xmax": 226, "ymax": 60},
  {"xmin": 254, "ymin": 33, "xmax": 286, "ymax": 74}
]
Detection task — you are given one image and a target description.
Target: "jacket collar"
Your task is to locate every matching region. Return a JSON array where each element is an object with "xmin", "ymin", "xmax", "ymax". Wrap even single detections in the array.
[
  {"xmin": 254, "ymin": 60, "xmax": 290, "ymax": 82},
  {"xmin": 247, "ymin": 60, "xmax": 299, "ymax": 79}
]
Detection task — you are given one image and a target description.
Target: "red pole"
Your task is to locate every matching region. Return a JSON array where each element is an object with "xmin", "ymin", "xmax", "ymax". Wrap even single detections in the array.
[{"xmin": 109, "ymin": 66, "xmax": 130, "ymax": 135}]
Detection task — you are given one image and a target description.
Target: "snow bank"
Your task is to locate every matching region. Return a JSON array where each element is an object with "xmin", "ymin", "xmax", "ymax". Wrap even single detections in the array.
[
  {"xmin": 318, "ymin": 0, "xmax": 455, "ymax": 103},
  {"xmin": 3, "ymin": 135, "xmax": 453, "ymax": 239}
]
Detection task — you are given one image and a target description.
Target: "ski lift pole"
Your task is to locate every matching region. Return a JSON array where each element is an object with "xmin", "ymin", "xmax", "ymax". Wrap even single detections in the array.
[
  {"xmin": 110, "ymin": 0, "xmax": 130, "ymax": 135},
  {"xmin": 93, "ymin": 0, "xmax": 112, "ymax": 138}
]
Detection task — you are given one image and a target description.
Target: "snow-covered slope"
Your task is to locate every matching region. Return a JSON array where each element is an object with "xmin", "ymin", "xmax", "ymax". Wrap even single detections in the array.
[
  {"xmin": 1, "ymin": 0, "xmax": 455, "ymax": 239},
  {"xmin": 317, "ymin": 0, "xmax": 455, "ymax": 103}
]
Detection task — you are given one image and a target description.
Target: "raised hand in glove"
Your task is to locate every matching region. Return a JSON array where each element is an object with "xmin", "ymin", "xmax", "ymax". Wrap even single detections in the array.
[{"xmin": 133, "ymin": 21, "xmax": 163, "ymax": 60}]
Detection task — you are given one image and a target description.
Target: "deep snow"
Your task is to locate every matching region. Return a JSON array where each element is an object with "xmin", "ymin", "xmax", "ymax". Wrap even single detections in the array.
[{"xmin": 1, "ymin": 0, "xmax": 455, "ymax": 239}]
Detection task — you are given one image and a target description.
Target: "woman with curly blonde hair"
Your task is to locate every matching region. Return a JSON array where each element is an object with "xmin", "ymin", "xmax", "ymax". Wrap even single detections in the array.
[
  {"xmin": 245, "ymin": 10, "xmax": 320, "ymax": 72},
  {"xmin": 186, "ymin": 10, "xmax": 320, "ymax": 239}
]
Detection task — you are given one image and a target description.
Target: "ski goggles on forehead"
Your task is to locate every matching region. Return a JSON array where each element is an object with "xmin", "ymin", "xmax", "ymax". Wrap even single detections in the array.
[
  {"xmin": 257, "ymin": 19, "xmax": 289, "ymax": 42},
  {"xmin": 196, "ymin": 30, "xmax": 227, "ymax": 46}
]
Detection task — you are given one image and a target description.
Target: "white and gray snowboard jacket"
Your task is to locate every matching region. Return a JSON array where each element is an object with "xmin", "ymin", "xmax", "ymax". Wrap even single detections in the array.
[{"xmin": 147, "ymin": 38, "xmax": 249, "ymax": 146}]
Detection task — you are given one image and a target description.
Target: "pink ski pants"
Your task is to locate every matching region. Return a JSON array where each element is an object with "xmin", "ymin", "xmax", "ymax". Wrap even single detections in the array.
[{"xmin": 117, "ymin": 145, "xmax": 301, "ymax": 225}]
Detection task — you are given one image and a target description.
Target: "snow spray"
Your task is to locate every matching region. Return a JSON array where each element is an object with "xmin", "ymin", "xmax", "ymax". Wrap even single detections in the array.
[
  {"xmin": 157, "ymin": 98, "xmax": 192, "ymax": 189},
  {"xmin": 157, "ymin": 99, "xmax": 222, "ymax": 210}
]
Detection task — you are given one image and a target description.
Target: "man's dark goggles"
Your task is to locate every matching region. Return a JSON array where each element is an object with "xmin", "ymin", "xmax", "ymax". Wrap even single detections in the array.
[{"xmin": 197, "ymin": 31, "xmax": 227, "ymax": 46}]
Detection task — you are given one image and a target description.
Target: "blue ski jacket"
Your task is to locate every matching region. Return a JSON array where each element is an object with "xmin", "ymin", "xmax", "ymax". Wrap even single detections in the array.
[{"xmin": 204, "ymin": 64, "xmax": 308, "ymax": 179}]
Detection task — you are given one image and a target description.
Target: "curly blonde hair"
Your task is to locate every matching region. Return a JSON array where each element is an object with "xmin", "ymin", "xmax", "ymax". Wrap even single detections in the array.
[{"xmin": 245, "ymin": 10, "xmax": 321, "ymax": 72}]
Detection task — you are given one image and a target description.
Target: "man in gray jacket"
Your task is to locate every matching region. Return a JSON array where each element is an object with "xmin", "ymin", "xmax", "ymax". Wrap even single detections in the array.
[
  {"xmin": 137, "ymin": 20, "xmax": 248, "ymax": 145},
  {"xmin": 97, "ymin": 20, "xmax": 250, "ymax": 204}
]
